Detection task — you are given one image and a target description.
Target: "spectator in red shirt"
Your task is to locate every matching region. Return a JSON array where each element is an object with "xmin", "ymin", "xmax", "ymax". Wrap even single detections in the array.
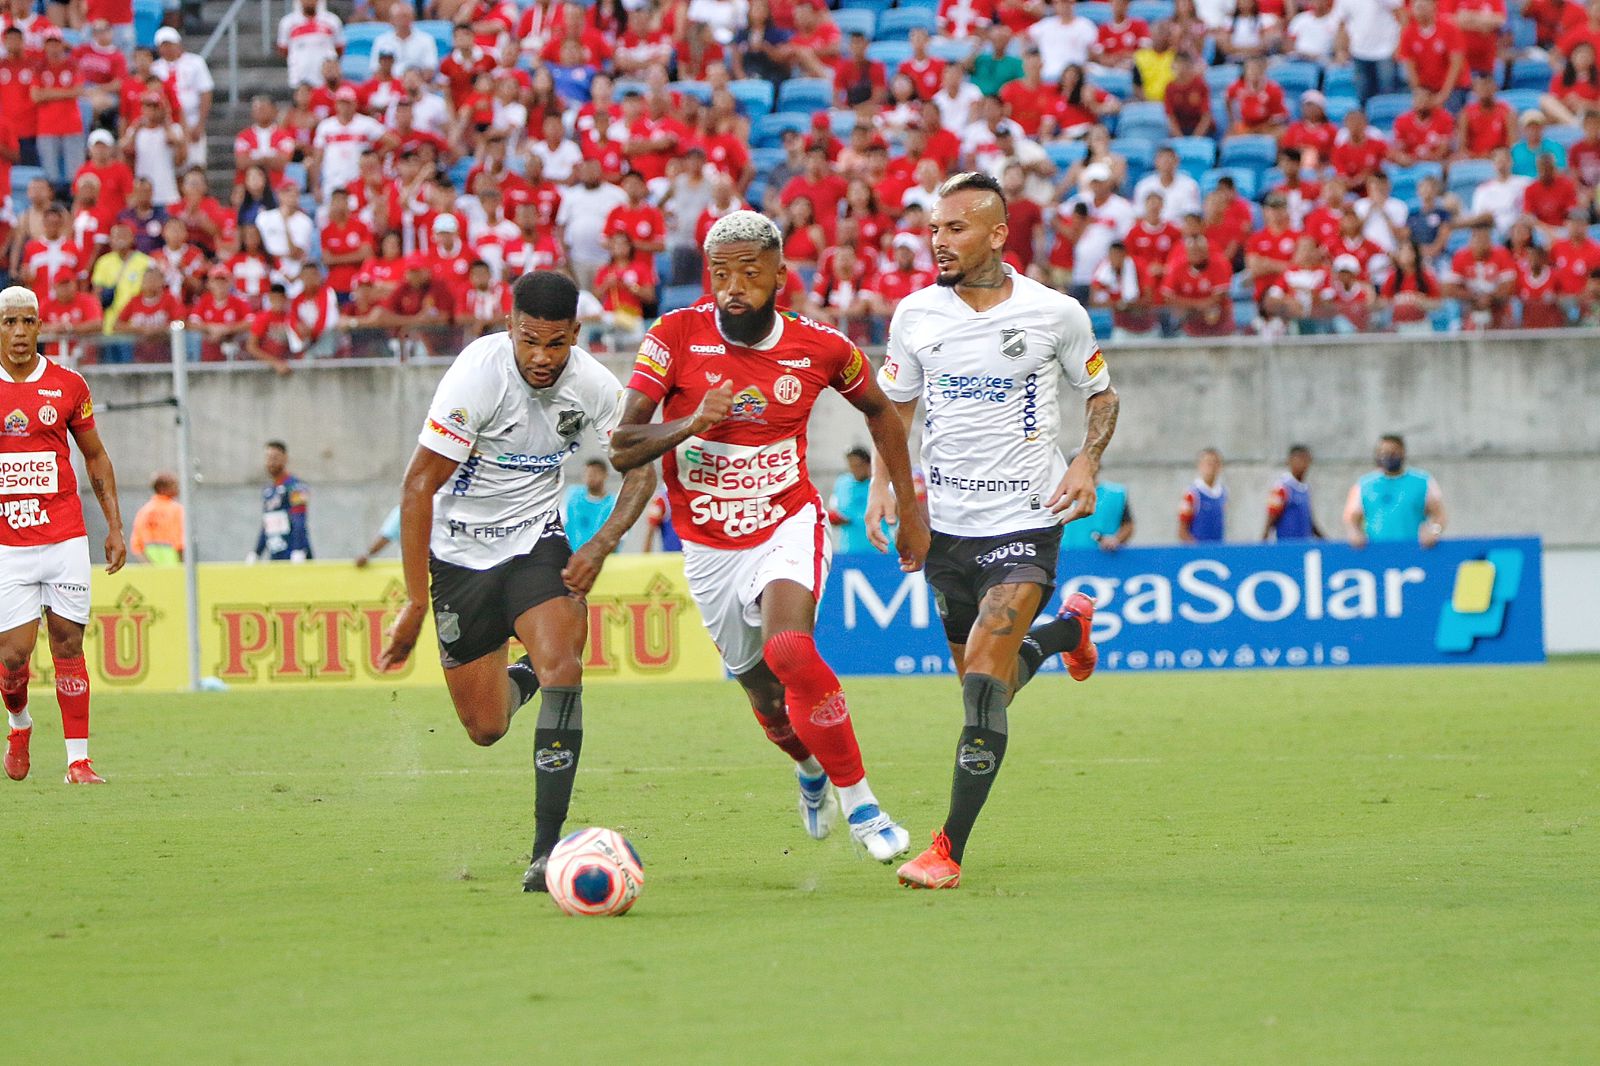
[
  {"xmin": 789, "ymin": 0, "xmax": 843, "ymax": 79},
  {"xmin": 1444, "ymin": 220, "xmax": 1517, "ymax": 328},
  {"xmin": 1391, "ymin": 86, "xmax": 1458, "ymax": 165},
  {"xmin": 1380, "ymin": 238, "xmax": 1443, "ymax": 333},
  {"xmin": 1543, "ymin": 41, "xmax": 1600, "ymax": 126},
  {"xmin": 1550, "ymin": 209, "xmax": 1600, "ymax": 299},
  {"xmin": 117, "ymin": 266, "xmax": 189, "ymax": 362},
  {"xmin": 809, "ymin": 242, "xmax": 876, "ymax": 338},
  {"xmin": 1331, "ymin": 110, "xmax": 1389, "ymax": 192},
  {"xmin": 1399, "ymin": 0, "xmax": 1468, "ymax": 109},
  {"xmin": 385, "ymin": 254, "xmax": 455, "ymax": 354},
  {"xmin": 1518, "ymin": 243, "xmax": 1566, "ymax": 328},
  {"xmin": 32, "ymin": 33, "xmax": 84, "ymax": 197},
  {"xmin": 1163, "ymin": 51, "xmax": 1213, "ymax": 137},
  {"xmin": 780, "ymin": 195, "xmax": 826, "ymax": 270},
  {"xmin": 1524, "ymin": 151, "xmax": 1581, "ymax": 238},
  {"xmin": 244, "ymin": 283, "xmax": 295, "ymax": 374},
  {"xmin": 320, "ymin": 189, "xmax": 374, "ymax": 299},
  {"xmin": 188, "ymin": 265, "xmax": 254, "ymax": 361},
  {"xmin": 1246, "ymin": 193, "xmax": 1300, "ymax": 299},
  {"xmin": 1281, "ymin": 91, "xmax": 1337, "ymax": 167},
  {"xmin": 899, "ymin": 26, "xmax": 946, "ymax": 100},
  {"xmin": 1459, "ymin": 70, "xmax": 1515, "ymax": 157},
  {"xmin": 603, "ymin": 170, "xmax": 667, "ymax": 256},
  {"xmin": 1556, "ymin": 0, "xmax": 1600, "ymax": 60},
  {"xmin": 1093, "ymin": 0, "xmax": 1150, "ymax": 68},
  {"xmin": 868, "ymin": 233, "xmax": 936, "ymax": 316},
  {"xmin": 76, "ymin": 20, "xmax": 128, "ymax": 133},
  {"xmin": 38, "ymin": 274, "xmax": 104, "ymax": 365},
  {"xmin": 1444, "ymin": 0, "xmax": 1506, "ymax": 79},
  {"xmin": 1090, "ymin": 240, "xmax": 1159, "ymax": 337},
  {"xmin": 780, "ymin": 145, "xmax": 848, "ymax": 240},
  {"xmin": 834, "ymin": 30, "xmax": 886, "ymax": 107},
  {"xmin": 1124, "ymin": 189, "xmax": 1182, "ymax": 284},
  {"xmin": 1162, "ymin": 233, "xmax": 1234, "ymax": 336},
  {"xmin": 1227, "ymin": 56, "xmax": 1288, "ymax": 135}
]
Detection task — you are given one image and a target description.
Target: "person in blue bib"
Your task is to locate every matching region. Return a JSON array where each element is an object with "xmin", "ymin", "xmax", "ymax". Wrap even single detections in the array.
[
  {"xmin": 1262, "ymin": 444, "xmax": 1324, "ymax": 541},
  {"xmin": 827, "ymin": 447, "xmax": 876, "ymax": 555},
  {"xmin": 1060, "ymin": 459, "xmax": 1135, "ymax": 552},
  {"xmin": 1178, "ymin": 448, "xmax": 1227, "ymax": 544},
  {"xmin": 562, "ymin": 459, "xmax": 618, "ymax": 551},
  {"xmin": 1343, "ymin": 434, "xmax": 1447, "ymax": 547}
]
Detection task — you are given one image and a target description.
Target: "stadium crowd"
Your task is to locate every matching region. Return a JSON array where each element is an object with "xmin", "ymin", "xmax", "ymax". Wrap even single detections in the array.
[{"xmin": 6, "ymin": 0, "xmax": 1600, "ymax": 365}]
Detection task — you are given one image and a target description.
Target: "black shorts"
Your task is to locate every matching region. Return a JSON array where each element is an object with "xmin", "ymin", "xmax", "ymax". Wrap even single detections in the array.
[
  {"xmin": 428, "ymin": 524, "xmax": 572, "ymax": 668},
  {"xmin": 924, "ymin": 525, "xmax": 1063, "ymax": 645}
]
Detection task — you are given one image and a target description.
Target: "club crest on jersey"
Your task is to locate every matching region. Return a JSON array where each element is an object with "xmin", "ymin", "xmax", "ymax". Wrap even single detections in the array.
[
  {"xmin": 730, "ymin": 385, "xmax": 768, "ymax": 421},
  {"xmin": 3, "ymin": 409, "xmax": 27, "ymax": 435},
  {"xmin": 556, "ymin": 409, "xmax": 584, "ymax": 437},
  {"xmin": 1000, "ymin": 328, "xmax": 1028, "ymax": 360},
  {"xmin": 37, "ymin": 405, "xmax": 57, "ymax": 427},
  {"xmin": 773, "ymin": 374, "xmax": 803, "ymax": 405},
  {"xmin": 447, "ymin": 407, "xmax": 469, "ymax": 427}
]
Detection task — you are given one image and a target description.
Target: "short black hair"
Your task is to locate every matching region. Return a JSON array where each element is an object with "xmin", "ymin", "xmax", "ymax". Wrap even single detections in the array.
[
  {"xmin": 935, "ymin": 170, "xmax": 1008, "ymax": 210},
  {"xmin": 585, "ymin": 458, "xmax": 607, "ymax": 470},
  {"xmin": 512, "ymin": 270, "xmax": 579, "ymax": 321},
  {"xmin": 1379, "ymin": 433, "xmax": 1406, "ymax": 449},
  {"xmin": 267, "ymin": 283, "xmax": 287, "ymax": 297},
  {"xmin": 266, "ymin": 440, "xmax": 287, "ymax": 453},
  {"xmin": 846, "ymin": 446, "xmax": 871, "ymax": 463},
  {"xmin": 1288, "ymin": 443, "xmax": 1311, "ymax": 457}
]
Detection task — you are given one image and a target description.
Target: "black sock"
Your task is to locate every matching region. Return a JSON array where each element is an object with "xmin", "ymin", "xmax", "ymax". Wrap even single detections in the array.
[
  {"xmin": 531, "ymin": 686, "xmax": 583, "ymax": 860},
  {"xmin": 1014, "ymin": 615, "xmax": 1083, "ymax": 690},
  {"xmin": 943, "ymin": 673, "xmax": 1010, "ymax": 865},
  {"xmin": 508, "ymin": 653, "xmax": 540, "ymax": 708}
]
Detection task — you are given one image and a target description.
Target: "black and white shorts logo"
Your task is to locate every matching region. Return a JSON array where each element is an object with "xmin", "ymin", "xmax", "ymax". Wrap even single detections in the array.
[
  {"xmin": 957, "ymin": 743, "xmax": 997, "ymax": 775},
  {"xmin": 535, "ymin": 747, "xmax": 576, "ymax": 772},
  {"xmin": 436, "ymin": 610, "xmax": 461, "ymax": 644},
  {"xmin": 999, "ymin": 328, "xmax": 1027, "ymax": 360}
]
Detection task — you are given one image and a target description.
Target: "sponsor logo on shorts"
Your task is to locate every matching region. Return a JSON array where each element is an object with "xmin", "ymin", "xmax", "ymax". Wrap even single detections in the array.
[
  {"xmin": 976, "ymin": 541, "xmax": 1037, "ymax": 568},
  {"xmin": 773, "ymin": 374, "xmax": 802, "ymax": 405},
  {"xmin": 0, "ymin": 452, "xmax": 57, "ymax": 495},
  {"xmin": 811, "ymin": 690, "xmax": 849, "ymax": 727},
  {"xmin": 535, "ymin": 747, "xmax": 576, "ymax": 772},
  {"xmin": 2, "ymin": 498, "xmax": 50, "ymax": 530},
  {"xmin": 57, "ymin": 675, "xmax": 88, "ymax": 698},
  {"xmin": 3, "ymin": 409, "xmax": 28, "ymax": 435},
  {"xmin": 957, "ymin": 742, "xmax": 997, "ymax": 775},
  {"xmin": 435, "ymin": 610, "xmax": 462, "ymax": 644},
  {"xmin": 37, "ymin": 405, "xmax": 57, "ymax": 426},
  {"xmin": 55, "ymin": 583, "xmax": 87, "ymax": 594},
  {"xmin": 1000, "ymin": 328, "xmax": 1028, "ymax": 360}
]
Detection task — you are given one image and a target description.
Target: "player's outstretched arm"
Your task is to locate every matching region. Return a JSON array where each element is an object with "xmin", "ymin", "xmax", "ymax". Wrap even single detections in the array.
[
  {"xmin": 1048, "ymin": 386, "xmax": 1120, "ymax": 521},
  {"xmin": 608, "ymin": 383, "xmax": 733, "ymax": 472},
  {"xmin": 72, "ymin": 424, "xmax": 126, "ymax": 574},
  {"xmin": 849, "ymin": 381, "xmax": 929, "ymax": 572},
  {"xmin": 562, "ymin": 464, "xmax": 658, "ymax": 596},
  {"xmin": 865, "ymin": 397, "xmax": 919, "ymax": 554},
  {"xmin": 378, "ymin": 445, "xmax": 460, "ymax": 671}
]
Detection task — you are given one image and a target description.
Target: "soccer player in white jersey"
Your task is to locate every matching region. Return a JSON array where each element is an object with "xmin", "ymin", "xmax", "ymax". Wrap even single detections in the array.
[
  {"xmin": 378, "ymin": 272, "xmax": 657, "ymax": 892},
  {"xmin": 866, "ymin": 173, "xmax": 1121, "ymax": 889}
]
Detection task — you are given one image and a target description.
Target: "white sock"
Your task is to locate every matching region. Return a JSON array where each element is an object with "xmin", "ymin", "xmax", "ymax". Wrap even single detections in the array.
[
  {"xmin": 839, "ymin": 779, "xmax": 879, "ymax": 817},
  {"xmin": 7, "ymin": 708, "xmax": 30, "ymax": 730},
  {"xmin": 796, "ymin": 756, "xmax": 824, "ymax": 778},
  {"xmin": 65, "ymin": 738, "xmax": 88, "ymax": 763}
]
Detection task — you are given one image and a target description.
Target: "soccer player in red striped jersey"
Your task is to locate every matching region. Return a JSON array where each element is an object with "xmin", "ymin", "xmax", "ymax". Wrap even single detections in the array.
[
  {"xmin": 0, "ymin": 286, "xmax": 126, "ymax": 784},
  {"xmin": 610, "ymin": 211, "xmax": 931, "ymax": 863}
]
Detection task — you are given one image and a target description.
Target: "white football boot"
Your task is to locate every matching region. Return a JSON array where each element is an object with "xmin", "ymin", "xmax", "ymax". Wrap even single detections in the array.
[
  {"xmin": 846, "ymin": 803, "xmax": 912, "ymax": 862},
  {"xmin": 796, "ymin": 766, "xmax": 840, "ymax": 839}
]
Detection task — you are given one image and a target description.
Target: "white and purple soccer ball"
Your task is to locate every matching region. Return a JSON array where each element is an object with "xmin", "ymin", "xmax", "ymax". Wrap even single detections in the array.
[{"xmin": 544, "ymin": 827, "xmax": 645, "ymax": 917}]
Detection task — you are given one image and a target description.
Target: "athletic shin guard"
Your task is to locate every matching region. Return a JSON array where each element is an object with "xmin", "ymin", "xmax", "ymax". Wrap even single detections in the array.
[{"xmin": 763, "ymin": 631, "xmax": 864, "ymax": 788}]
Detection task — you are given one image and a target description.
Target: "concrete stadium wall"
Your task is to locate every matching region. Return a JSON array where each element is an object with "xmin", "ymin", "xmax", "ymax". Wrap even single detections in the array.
[{"xmin": 77, "ymin": 332, "xmax": 1599, "ymax": 563}]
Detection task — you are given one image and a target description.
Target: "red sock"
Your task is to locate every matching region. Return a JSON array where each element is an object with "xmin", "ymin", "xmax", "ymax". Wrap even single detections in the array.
[
  {"xmin": 53, "ymin": 656, "xmax": 89, "ymax": 742},
  {"xmin": 0, "ymin": 661, "xmax": 27, "ymax": 715},
  {"xmin": 750, "ymin": 704, "xmax": 813, "ymax": 763},
  {"xmin": 763, "ymin": 631, "xmax": 864, "ymax": 788}
]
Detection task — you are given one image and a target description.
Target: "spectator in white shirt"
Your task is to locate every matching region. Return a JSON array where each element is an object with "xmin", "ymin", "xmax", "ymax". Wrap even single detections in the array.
[
  {"xmin": 313, "ymin": 87, "xmax": 386, "ymax": 201},
  {"xmin": 1069, "ymin": 162, "xmax": 1136, "ymax": 287},
  {"xmin": 556, "ymin": 157, "xmax": 629, "ymax": 290},
  {"xmin": 370, "ymin": 2, "xmax": 439, "ymax": 77},
  {"xmin": 1355, "ymin": 170, "xmax": 1408, "ymax": 255},
  {"xmin": 529, "ymin": 113, "xmax": 584, "ymax": 184},
  {"xmin": 933, "ymin": 64, "xmax": 984, "ymax": 132},
  {"xmin": 152, "ymin": 27, "xmax": 214, "ymax": 168},
  {"xmin": 1286, "ymin": 0, "xmax": 1341, "ymax": 61},
  {"xmin": 277, "ymin": 0, "xmax": 344, "ymax": 89},
  {"xmin": 255, "ymin": 179, "xmax": 315, "ymax": 284},
  {"xmin": 387, "ymin": 69, "xmax": 450, "ymax": 137},
  {"xmin": 1466, "ymin": 147, "xmax": 1531, "ymax": 238},
  {"xmin": 685, "ymin": 0, "xmax": 748, "ymax": 46},
  {"xmin": 1028, "ymin": 0, "xmax": 1099, "ymax": 80},
  {"xmin": 1132, "ymin": 145, "xmax": 1202, "ymax": 223},
  {"xmin": 1335, "ymin": 0, "xmax": 1403, "ymax": 102},
  {"xmin": 121, "ymin": 89, "xmax": 187, "ymax": 207}
]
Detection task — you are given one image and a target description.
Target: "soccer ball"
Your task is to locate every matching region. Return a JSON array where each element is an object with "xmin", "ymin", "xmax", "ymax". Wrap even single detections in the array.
[{"xmin": 544, "ymin": 827, "xmax": 645, "ymax": 916}]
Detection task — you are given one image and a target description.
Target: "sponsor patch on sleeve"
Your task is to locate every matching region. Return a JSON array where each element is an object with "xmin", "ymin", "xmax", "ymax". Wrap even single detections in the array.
[
  {"xmin": 840, "ymin": 346, "xmax": 865, "ymax": 386},
  {"xmin": 1085, "ymin": 349, "xmax": 1105, "ymax": 377},
  {"xmin": 425, "ymin": 417, "xmax": 472, "ymax": 448},
  {"xmin": 78, "ymin": 397, "xmax": 94, "ymax": 420},
  {"xmin": 635, "ymin": 334, "xmax": 672, "ymax": 378}
]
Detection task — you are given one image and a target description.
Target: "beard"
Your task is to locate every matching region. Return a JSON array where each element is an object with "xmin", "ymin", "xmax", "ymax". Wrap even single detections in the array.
[
  {"xmin": 716, "ymin": 291, "xmax": 778, "ymax": 346},
  {"xmin": 934, "ymin": 268, "xmax": 963, "ymax": 287}
]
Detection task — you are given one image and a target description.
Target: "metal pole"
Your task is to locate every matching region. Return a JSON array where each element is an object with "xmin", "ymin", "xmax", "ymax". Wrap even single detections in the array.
[
  {"xmin": 228, "ymin": 21, "xmax": 239, "ymax": 107},
  {"xmin": 262, "ymin": 0, "xmax": 270, "ymax": 55},
  {"xmin": 169, "ymin": 324, "xmax": 202, "ymax": 693}
]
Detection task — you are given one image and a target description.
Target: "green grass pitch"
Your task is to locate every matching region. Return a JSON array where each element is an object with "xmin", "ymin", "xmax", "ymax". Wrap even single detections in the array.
[{"xmin": 4, "ymin": 663, "xmax": 1596, "ymax": 1065}]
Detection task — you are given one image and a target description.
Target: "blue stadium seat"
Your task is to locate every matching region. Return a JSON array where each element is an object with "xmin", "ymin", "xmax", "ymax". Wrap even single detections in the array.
[
  {"xmin": 1219, "ymin": 134, "xmax": 1277, "ymax": 170},
  {"xmin": 1090, "ymin": 68, "xmax": 1135, "ymax": 100},
  {"xmin": 1229, "ymin": 271, "xmax": 1254, "ymax": 301},
  {"xmin": 1322, "ymin": 66, "xmax": 1357, "ymax": 99},
  {"xmin": 340, "ymin": 53, "xmax": 369, "ymax": 81},
  {"xmin": 282, "ymin": 162, "xmax": 308, "ymax": 193},
  {"xmin": 1087, "ymin": 307, "xmax": 1113, "ymax": 337},
  {"xmin": 613, "ymin": 78, "xmax": 648, "ymax": 98},
  {"xmin": 875, "ymin": 7, "xmax": 936, "ymax": 39},
  {"xmin": 753, "ymin": 112, "xmax": 811, "ymax": 147},
  {"xmin": 1364, "ymin": 92, "xmax": 1411, "ymax": 127},
  {"xmin": 1077, "ymin": 3, "xmax": 1113, "ymax": 25},
  {"xmin": 1268, "ymin": 60, "xmax": 1321, "ymax": 96},
  {"xmin": 1111, "ymin": 136, "xmax": 1157, "ymax": 171},
  {"xmin": 1325, "ymin": 95, "xmax": 1360, "ymax": 123},
  {"xmin": 10, "ymin": 164, "xmax": 44, "ymax": 203},
  {"xmin": 1510, "ymin": 16, "xmax": 1537, "ymax": 50},
  {"xmin": 416, "ymin": 20, "xmax": 454, "ymax": 57},
  {"xmin": 1588, "ymin": 224, "xmax": 1600, "ymax": 243},
  {"xmin": 1203, "ymin": 166, "xmax": 1259, "ymax": 199},
  {"xmin": 928, "ymin": 38, "xmax": 971, "ymax": 62},
  {"xmin": 745, "ymin": 179, "xmax": 768, "ymax": 207},
  {"xmin": 1046, "ymin": 140, "xmax": 1088, "ymax": 171},
  {"xmin": 344, "ymin": 23, "xmax": 386, "ymax": 58},
  {"xmin": 1511, "ymin": 57, "xmax": 1553, "ymax": 90},
  {"xmin": 134, "ymin": 0, "xmax": 162, "ymax": 48},
  {"xmin": 897, "ymin": 0, "xmax": 938, "ymax": 9},
  {"xmin": 829, "ymin": 110, "xmax": 858, "ymax": 137},
  {"xmin": 777, "ymin": 77, "xmax": 833, "ymax": 112},
  {"xmin": 1233, "ymin": 300, "xmax": 1258, "ymax": 332},
  {"xmin": 1204, "ymin": 64, "xmax": 1241, "ymax": 93},
  {"xmin": 672, "ymin": 81, "xmax": 713, "ymax": 104},
  {"xmin": 1498, "ymin": 89, "xmax": 1543, "ymax": 114},
  {"xmin": 1445, "ymin": 228, "xmax": 1473, "ymax": 256},
  {"xmin": 1547, "ymin": 123, "xmax": 1583, "ymax": 148},
  {"xmin": 1430, "ymin": 301, "xmax": 1461, "ymax": 333},
  {"xmin": 1389, "ymin": 161, "xmax": 1443, "ymax": 202},
  {"xmin": 1168, "ymin": 135, "xmax": 1216, "ymax": 177},
  {"xmin": 841, "ymin": 0, "xmax": 891, "ymax": 10},
  {"xmin": 867, "ymin": 40, "xmax": 912, "ymax": 68},
  {"xmin": 833, "ymin": 8, "xmax": 877, "ymax": 39},
  {"xmin": 1117, "ymin": 103, "xmax": 1169, "ymax": 142},
  {"xmin": 1128, "ymin": 0, "xmax": 1173, "ymax": 22},
  {"xmin": 749, "ymin": 146, "xmax": 786, "ymax": 174},
  {"xmin": 730, "ymin": 79, "xmax": 775, "ymax": 117},
  {"xmin": 660, "ymin": 285, "xmax": 703, "ymax": 312},
  {"xmin": 1257, "ymin": 166, "xmax": 1285, "ymax": 195}
]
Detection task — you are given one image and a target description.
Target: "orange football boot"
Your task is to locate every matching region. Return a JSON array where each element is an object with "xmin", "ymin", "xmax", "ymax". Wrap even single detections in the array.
[
  {"xmin": 64, "ymin": 759, "xmax": 105, "ymax": 784},
  {"xmin": 896, "ymin": 830, "xmax": 961, "ymax": 890},
  {"xmin": 1058, "ymin": 591, "xmax": 1098, "ymax": 681},
  {"xmin": 4, "ymin": 727, "xmax": 29, "ymax": 781}
]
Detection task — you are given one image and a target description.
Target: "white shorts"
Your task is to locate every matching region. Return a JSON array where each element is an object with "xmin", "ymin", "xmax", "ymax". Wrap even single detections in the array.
[
  {"xmin": 0, "ymin": 536, "xmax": 92, "ymax": 632},
  {"xmin": 681, "ymin": 502, "xmax": 833, "ymax": 675}
]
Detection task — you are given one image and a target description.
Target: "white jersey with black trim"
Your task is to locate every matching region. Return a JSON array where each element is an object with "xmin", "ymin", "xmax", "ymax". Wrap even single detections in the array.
[
  {"xmin": 418, "ymin": 333, "xmax": 623, "ymax": 569},
  {"xmin": 877, "ymin": 267, "xmax": 1111, "ymax": 537}
]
